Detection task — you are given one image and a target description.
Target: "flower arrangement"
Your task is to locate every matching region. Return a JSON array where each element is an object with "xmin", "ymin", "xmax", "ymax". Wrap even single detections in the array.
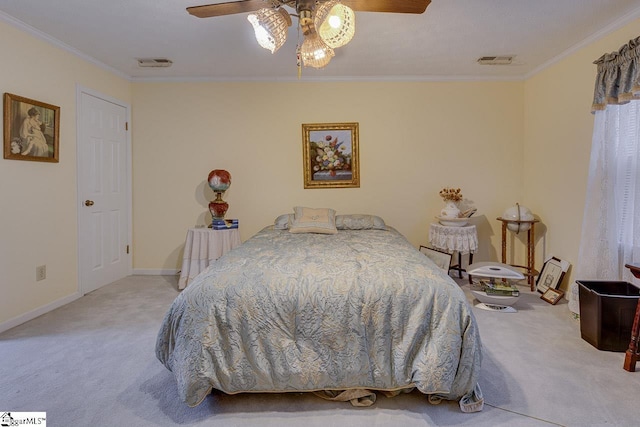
[
  {"xmin": 310, "ymin": 135, "xmax": 351, "ymax": 177},
  {"xmin": 439, "ymin": 187, "xmax": 463, "ymax": 202}
]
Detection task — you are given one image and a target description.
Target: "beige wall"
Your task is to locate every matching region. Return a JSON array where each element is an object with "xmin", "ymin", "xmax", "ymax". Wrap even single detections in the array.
[
  {"xmin": 2, "ymin": 15, "xmax": 640, "ymax": 329},
  {"xmin": 131, "ymin": 81, "xmax": 523, "ymax": 271},
  {"xmin": 524, "ymin": 18, "xmax": 640, "ymax": 292},
  {"xmin": 0, "ymin": 20, "xmax": 131, "ymax": 327}
]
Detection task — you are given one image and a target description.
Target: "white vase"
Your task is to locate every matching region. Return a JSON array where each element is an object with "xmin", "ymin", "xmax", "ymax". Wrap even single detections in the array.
[{"xmin": 440, "ymin": 201, "xmax": 460, "ymax": 218}]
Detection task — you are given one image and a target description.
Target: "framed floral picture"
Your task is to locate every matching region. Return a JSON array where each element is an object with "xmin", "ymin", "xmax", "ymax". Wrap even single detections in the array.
[
  {"xmin": 3, "ymin": 93, "xmax": 60, "ymax": 163},
  {"xmin": 302, "ymin": 122, "xmax": 359, "ymax": 189}
]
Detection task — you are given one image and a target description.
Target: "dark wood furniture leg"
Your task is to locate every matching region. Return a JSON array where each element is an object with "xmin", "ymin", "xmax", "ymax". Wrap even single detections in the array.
[
  {"xmin": 527, "ymin": 223, "xmax": 536, "ymax": 291},
  {"xmin": 499, "ymin": 219, "xmax": 538, "ymax": 290},
  {"xmin": 450, "ymin": 252, "xmax": 473, "ymax": 281},
  {"xmin": 623, "ymin": 263, "xmax": 640, "ymax": 372},
  {"xmin": 500, "ymin": 221, "xmax": 507, "ymax": 265}
]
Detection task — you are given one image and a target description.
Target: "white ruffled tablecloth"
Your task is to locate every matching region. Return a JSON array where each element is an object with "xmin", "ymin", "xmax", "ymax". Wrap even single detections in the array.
[
  {"xmin": 428, "ymin": 224, "xmax": 478, "ymax": 254},
  {"xmin": 178, "ymin": 228, "xmax": 241, "ymax": 290}
]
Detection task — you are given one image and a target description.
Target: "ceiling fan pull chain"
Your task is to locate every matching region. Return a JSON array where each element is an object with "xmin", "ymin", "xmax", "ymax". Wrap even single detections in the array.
[
  {"xmin": 296, "ymin": 44, "xmax": 302, "ymax": 79},
  {"xmin": 296, "ymin": 21, "xmax": 302, "ymax": 79}
]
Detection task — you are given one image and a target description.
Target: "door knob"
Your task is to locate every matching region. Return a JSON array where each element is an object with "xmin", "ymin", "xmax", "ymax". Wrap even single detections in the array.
[{"xmin": 84, "ymin": 200, "xmax": 94, "ymax": 206}]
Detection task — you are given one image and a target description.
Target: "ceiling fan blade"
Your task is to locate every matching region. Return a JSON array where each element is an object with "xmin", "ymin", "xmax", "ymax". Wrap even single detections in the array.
[
  {"xmin": 341, "ymin": 0, "xmax": 431, "ymax": 14},
  {"xmin": 187, "ymin": 0, "xmax": 272, "ymax": 18},
  {"xmin": 187, "ymin": 0, "xmax": 430, "ymax": 18}
]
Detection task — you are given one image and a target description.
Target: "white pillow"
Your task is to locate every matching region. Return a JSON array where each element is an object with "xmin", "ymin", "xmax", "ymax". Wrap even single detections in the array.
[
  {"xmin": 274, "ymin": 213, "xmax": 294, "ymax": 230},
  {"xmin": 289, "ymin": 206, "xmax": 338, "ymax": 234},
  {"xmin": 335, "ymin": 214, "xmax": 387, "ymax": 230}
]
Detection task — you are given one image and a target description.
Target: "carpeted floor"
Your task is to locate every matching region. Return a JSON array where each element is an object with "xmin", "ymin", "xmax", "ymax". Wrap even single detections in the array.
[{"xmin": 1, "ymin": 274, "xmax": 638, "ymax": 426}]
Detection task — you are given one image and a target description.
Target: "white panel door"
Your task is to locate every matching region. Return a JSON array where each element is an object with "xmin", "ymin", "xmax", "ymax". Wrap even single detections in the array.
[{"xmin": 77, "ymin": 91, "xmax": 130, "ymax": 295}]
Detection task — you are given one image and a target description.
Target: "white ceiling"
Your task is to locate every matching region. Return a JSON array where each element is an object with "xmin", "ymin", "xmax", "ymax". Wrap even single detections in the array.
[{"xmin": 1, "ymin": 0, "xmax": 639, "ymax": 81}]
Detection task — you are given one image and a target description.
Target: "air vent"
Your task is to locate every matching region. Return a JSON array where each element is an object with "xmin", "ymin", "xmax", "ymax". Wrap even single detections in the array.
[
  {"xmin": 477, "ymin": 56, "xmax": 514, "ymax": 65},
  {"xmin": 137, "ymin": 58, "xmax": 173, "ymax": 68}
]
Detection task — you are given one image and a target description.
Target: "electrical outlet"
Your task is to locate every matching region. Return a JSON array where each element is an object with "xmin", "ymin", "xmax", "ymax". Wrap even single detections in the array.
[{"xmin": 36, "ymin": 265, "xmax": 46, "ymax": 281}]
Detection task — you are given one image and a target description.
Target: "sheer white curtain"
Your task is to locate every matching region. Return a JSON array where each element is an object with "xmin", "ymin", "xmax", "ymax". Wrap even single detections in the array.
[{"xmin": 569, "ymin": 37, "xmax": 640, "ymax": 314}]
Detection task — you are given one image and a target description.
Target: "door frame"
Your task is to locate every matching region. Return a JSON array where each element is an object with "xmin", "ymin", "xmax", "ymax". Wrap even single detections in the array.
[{"xmin": 76, "ymin": 85, "xmax": 132, "ymax": 295}]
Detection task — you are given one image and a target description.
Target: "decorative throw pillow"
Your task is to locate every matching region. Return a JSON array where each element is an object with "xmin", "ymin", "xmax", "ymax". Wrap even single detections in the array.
[
  {"xmin": 289, "ymin": 206, "xmax": 338, "ymax": 234},
  {"xmin": 335, "ymin": 214, "xmax": 387, "ymax": 230},
  {"xmin": 274, "ymin": 213, "xmax": 294, "ymax": 230}
]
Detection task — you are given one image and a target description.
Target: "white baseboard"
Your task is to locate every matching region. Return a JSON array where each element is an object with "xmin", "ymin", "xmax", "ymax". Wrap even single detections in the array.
[
  {"xmin": 1, "ymin": 272, "xmax": 177, "ymax": 334},
  {"xmin": 0, "ymin": 292, "xmax": 82, "ymax": 334},
  {"xmin": 133, "ymin": 268, "xmax": 179, "ymax": 276}
]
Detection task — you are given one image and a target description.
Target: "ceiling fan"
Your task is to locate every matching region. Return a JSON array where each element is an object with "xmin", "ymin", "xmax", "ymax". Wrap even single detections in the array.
[{"xmin": 186, "ymin": 0, "xmax": 432, "ymax": 69}]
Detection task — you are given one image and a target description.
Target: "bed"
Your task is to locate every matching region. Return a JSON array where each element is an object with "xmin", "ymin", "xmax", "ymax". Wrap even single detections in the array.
[{"xmin": 156, "ymin": 210, "xmax": 483, "ymax": 412}]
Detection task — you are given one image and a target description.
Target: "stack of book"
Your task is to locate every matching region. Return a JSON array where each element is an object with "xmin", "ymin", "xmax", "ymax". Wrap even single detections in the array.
[
  {"xmin": 480, "ymin": 280, "xmax": 520, "ymax": 297},
  {"xmin": 211, "ymin": 219, "xmax": 238, "ymax": 230}
]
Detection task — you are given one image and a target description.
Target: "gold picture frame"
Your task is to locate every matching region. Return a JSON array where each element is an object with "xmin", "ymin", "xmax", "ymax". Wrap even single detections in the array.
[
  {"xmin": 541, "ymin": 287, "xmax": 564, "ymax": 305},
  {"xmin": 302, "ymin": 122, "xmax": 359, "ymax": 189},
  {"xmin": 3, "ymin": 93, "xmax": 60, "ymax": 163}
]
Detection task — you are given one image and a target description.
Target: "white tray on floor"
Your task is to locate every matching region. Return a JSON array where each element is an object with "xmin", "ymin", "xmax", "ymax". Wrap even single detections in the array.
[{"xmin": 471, "ymin": 290, "xmax": 519, "ymax": 312}]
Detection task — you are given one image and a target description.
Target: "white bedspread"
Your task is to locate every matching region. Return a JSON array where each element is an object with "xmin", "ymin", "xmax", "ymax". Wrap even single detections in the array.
[{"xmin": 156, "ymin": 226, "xmax": 483, "ymax": 411}]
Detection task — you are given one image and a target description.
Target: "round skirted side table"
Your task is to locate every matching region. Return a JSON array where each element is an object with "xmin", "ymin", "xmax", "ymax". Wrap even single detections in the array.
[
  {"xmin": 178, "ymin": 227, "xmax": 241, "ymax": 290},
  {"xmin": 428, "ymin": 223, "xmax": 478, "ymax": 281}
]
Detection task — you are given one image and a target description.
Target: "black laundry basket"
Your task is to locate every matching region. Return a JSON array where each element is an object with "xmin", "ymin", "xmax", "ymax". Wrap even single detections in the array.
[{"xmin": 577, "ymin": 280, "xmax": 640, "ymax": 351}]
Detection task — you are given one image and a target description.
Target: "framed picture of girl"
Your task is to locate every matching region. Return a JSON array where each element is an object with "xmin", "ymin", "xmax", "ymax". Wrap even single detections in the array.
[{"xmin": 3, "ymin": 93, "xmax": 60, "ymax": 163}]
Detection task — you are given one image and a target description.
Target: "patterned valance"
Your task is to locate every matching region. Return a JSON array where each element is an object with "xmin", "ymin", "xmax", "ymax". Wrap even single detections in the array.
[{"xmin": 591, "ymin": 36, "xmax": 640, "ymax": 112}]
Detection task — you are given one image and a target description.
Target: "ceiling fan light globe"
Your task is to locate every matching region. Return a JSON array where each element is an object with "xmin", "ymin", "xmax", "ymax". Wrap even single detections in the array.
[
  {"xmin": 248, "ymin": 18, "xmax": 275, "ymax": 52},
  {"xmin": 301, "ymin": 33, "xmax": 334, "ymax": 68},
  {"xmin": 328, "ymin": 16, "xmax": 341, "ymax": 29},
  {"xmin": 247, "ymin": 8, "xmax": 291, "ymax": 54},
  {"xmin": 315, "ymin": 1, "xmax": 355, "ymax": 49}
]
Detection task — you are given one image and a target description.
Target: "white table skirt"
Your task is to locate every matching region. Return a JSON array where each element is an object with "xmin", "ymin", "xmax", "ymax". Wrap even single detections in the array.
[
  {"xmin": 428, "ymin": 224, "xmax": 478, "ymax": 254},
  {"xmin": 178, "ymin": 228, "xmax": 241, "ymax": 290}
]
